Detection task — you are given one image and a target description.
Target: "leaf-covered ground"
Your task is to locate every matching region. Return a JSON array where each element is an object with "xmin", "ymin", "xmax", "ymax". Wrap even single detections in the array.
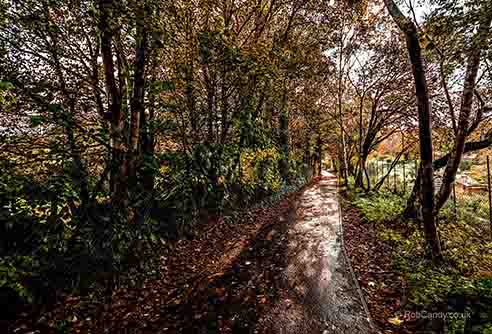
[
  {"xmin": 11, "ymin": 185, "xmax": 305, "ymax": 333},
  {"xmin": 341, "ymin": 199, "xmax": 416, "ymax": 334},
  {"xmin": 12, "ymin": 174, "xmax": 372, "ymax": 334}
]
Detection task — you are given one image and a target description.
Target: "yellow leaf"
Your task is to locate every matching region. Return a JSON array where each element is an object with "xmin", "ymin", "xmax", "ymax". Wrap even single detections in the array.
[{"xmin": 388, "ymin": 317, "xmax": 402, "ymax": 326}]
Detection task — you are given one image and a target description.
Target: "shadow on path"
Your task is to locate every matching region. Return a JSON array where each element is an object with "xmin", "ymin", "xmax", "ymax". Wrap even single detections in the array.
[{"xmin": 256, "ymin": 171, "xmax": 373, "ymax": 334}]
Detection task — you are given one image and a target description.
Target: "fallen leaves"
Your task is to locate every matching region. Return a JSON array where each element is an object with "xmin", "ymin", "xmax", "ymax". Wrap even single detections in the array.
[
  {"xmin": 12, "ymin": 188, "xmax": 304, "ymax": 334},
  {"xmin": 341, "ymin": 200, "xmax": 415, "ymax": 334}
]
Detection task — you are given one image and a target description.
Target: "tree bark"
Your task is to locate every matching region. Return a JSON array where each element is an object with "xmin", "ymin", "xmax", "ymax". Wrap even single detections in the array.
[
  {"xmin": 355, "ymin": 91, "xmax": 365, "ymax": 188},
  {"xmin": 279, "ymin": 81, "xmax": 290, "ymax": 184},
  {"xmin": 98, "ymin": 0, "xmax": 128, "ymax": 223},
  {"xmin": 128, "ymin": 0, "xmax": 147, "ymax": 223},
  {"xmin": 434, "ymin": 13, "xmax": 492, "ymax": 214},
  {"xmin": 383, "ymin": 0, "xmax": 441, "ymax": 260}
]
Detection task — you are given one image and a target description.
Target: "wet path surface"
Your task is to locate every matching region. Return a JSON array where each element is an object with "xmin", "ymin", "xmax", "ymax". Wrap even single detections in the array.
[{"xmin": 258, "ymin": 171, "xmax": 373, "ymax": 333}]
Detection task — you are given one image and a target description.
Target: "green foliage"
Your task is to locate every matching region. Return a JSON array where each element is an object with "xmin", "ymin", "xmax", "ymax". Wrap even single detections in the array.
[
  {"xmin": 407, "ymin": 265, "xmax": 475, "ymax": 305},
  {"xmin": 447, "ymin": 317, "xmax": 465, "ymax": 334},
  {"xmin": 0, "ymin": 171, "xmax": 77, "ymax": 300},
  {"xmin": 346, "ymin": 175, "xmax": 355, "ymax": 188},
  {"xmin": 110, "ymin": 216, "xmax": 161, "ymax": 286},
  {"xmin": 350, "ymin": 184, "xmax": 492, "ymax": 333},
  {"xmin": 482, "ymin": 324, "xmax": 492, "ymax": 334},
  {"xmin": 0, "ymin": 166, "xmax": 161, "ymax": 307},
  {"xmin": 30, "ymin": 115, "xmax": 45, "ymax": 127},
  {"xmin": 478, "ymin": 278, "xmax": 492, "ymax": 298},
  {"xmin": 54, "ymin": 319, "xmax": 71, "ymax": 334},
  {"xmin": 353, "ymin": 192, "xmax": 405, "ymax": 223},
  {"xmin": 439, "ymin": 221, "xmax": 492, "ymax": 274},
  {"xmin": 361, "ymin": 198, "xmax": 492, "ymax": 331},
  {"xmin": 374, "ymin": 215, "xmax": 492, "ymax": 308},
  {"xmin": 459, "ymin": 159, "xmax": 473, "ymax": 172},
  {"xmin": 240, "ymin": 147, "xmax": 282, "ymax": 194},
  {"xmin": 150, "ymin": 80, "xmax": 176, "ymax": 93},
  {"xmin": 0, "ymin": 80, "xmax": 13, "ymax": 90},
  {"xmin": 154, "ymin": 144, "xmax": 288, "ymax": 217},
  {"xmin": 0, "ymin": 256, "xmax": 32, "ymax": 302},
  {"xmin": 0, "ymin": 80, "xmax": 15, "ymax": 111}
]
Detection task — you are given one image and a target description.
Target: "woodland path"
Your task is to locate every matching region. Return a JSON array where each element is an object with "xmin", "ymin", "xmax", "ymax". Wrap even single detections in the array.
[{"xmin": 258, "ymin": 170, "xmax": 373, "ymax": 333}]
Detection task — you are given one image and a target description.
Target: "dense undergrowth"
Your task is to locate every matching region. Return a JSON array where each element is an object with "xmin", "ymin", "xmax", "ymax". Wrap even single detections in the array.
[
  {"xmin": 0, "ymin": 145, "xmax": 311, "ymax": 329},
  {"xmin": 350, "ymin": 190, "xmax": 492, "ymax": 333}
]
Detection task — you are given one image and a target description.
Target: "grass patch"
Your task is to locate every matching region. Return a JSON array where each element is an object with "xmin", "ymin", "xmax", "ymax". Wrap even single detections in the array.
[
  {"xmin": 351, "ymin": 191, "xmax": 492, "ymax": 332},
  {"xmin": 352, "ymin": 192, "xmax": 406, "ymax": 223}
]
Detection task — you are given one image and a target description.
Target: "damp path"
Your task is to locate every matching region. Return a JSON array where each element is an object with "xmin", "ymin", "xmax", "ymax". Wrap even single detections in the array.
[{"xmin": 257, "ymin": 171, "xmax": 374, "ymax": 334}]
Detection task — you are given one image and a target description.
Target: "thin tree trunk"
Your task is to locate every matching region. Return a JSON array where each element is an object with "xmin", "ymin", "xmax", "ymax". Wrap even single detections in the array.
[
  {"xmin": 304, "ymin": 129, "xmax": 312, "ymax": 179},
  {"xmin": 434, "ymin": 14, "xmax": 492, "ymax": 214},
  {"xmin": 44, "ymin": 5, "xmax": 89, "ymax": 211},
  {"xmin": 374, "ymin": 150, "xmax": 404, "ymax": 191},
  {"xmin": 337, "ymin": 25, "xmax": 349, "ymax": 186},
  {"xmin": 355, "ymin": 92, "xmax": 365, "ymax": 188},
  {"xmin": 317, "ymin": 135, "xmax": 322, "ymax": 176},
  {"xmin": 98, "ymin": 0, "xmax": 128, "ymax": 224},
  {"xmin": 128, "ymin": 0, "xmax": 147, "ymax": 223},
  {"xmin": 185, "ymin": 3, "xmax": 196, "ymax": 138},
  {"xmin": 279, "ymin": 81, "xmax": 290, "ymax": 184}
]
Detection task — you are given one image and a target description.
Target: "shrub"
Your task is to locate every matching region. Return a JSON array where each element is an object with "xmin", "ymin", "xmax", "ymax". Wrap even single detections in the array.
[{"xmin": 0, "ymin": 170, "xmax": 161, "ymax": 313}]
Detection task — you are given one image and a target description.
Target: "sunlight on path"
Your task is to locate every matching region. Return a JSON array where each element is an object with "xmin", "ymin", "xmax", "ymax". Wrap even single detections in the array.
[{"xmin": 258, "ymin": 171, "xmax": 373, "ymax": 333}]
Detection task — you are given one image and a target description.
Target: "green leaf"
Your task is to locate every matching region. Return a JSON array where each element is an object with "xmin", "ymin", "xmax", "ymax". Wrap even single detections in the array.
[
  {"xmin": 47, "ymin": 103, "xmax": 64, "ymax": 115},
  {"xmin": 151, "ymin": 80, "xmax": 176, "ymax": 92},
  {"xmin": 0, "ymin": 81, "xmax": 13, "ymax": 90},
  {"xmin": 30, "ymin": 115, "xmax": 44, "ymax": 127}
]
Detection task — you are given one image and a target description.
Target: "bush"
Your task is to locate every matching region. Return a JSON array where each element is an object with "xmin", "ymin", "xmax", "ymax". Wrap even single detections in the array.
[
  {"xmin": 0, "ymin": 170, "xmax": 162, "ymax": 315},
  {"xmin": 459, "ymin": 159, "xmax": 473, "ymax": 172}
]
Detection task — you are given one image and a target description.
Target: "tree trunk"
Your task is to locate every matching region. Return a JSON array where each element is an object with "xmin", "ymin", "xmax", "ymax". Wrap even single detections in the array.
[
  {"xmin": 142, "ymin": 63, "xmax": 157, "ymax": 195},
  {"xmin": 337, "ymin": 28, "xmax": 349, "ymax": 186},
  {"xmin": 355, "ymin": 148, "xmax": 369, "ymax": 189},
  {"xmin": 383, "ymin": 0, "xmax": 441, "ymax": 261},
  {"xmin": 434, "ymin": 14, "xmax": 492, "ymax": 215},
  {"xmin": 356, "ymin": 154, "xmax": 368, "ymax": 190},
  {"xmin": 279, "ymin": 81, "xmax": 290, "ymax": 184},
  {"xmin": 44, "ymin": 6, "xmax": 89, "ymax": 211},
  {"xmin": 128, "ymin": 0, "xmax": 147, "ymax": 223},
  {"xmin": 185, "ymin": 4, "xmax": 196, "ymax": 139},
  {"xmin": 304, "ymin": 130, "xmax": 311, "ymax": 179},
  {"xmin": 355, "ymin": 92, "xmax": 365, "ymax": 188},
  {"xmin": 98, "ymin": 0, "xmax": 128, "ymax": 224}
]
